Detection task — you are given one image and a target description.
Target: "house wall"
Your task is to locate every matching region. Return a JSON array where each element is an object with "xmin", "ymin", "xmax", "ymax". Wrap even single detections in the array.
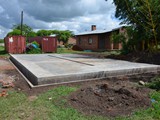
[
  {"xmin": 76, "ymin": 28, "xmax": 124, "ymax": 51},
  {"xmin": 104, "ymin": 33, "xmax": 112, "ymax": 50},
  {"xmin": 68, "ymin": 37, "xmax": 76, "ymax": 45},
  {"xmin": 76, "ymin": 35, "xmax": 98, "ymax": 50}
]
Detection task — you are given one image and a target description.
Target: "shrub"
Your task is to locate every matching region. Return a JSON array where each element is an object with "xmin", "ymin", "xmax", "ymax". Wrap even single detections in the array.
[
  {"xmin": 31, "ymin": 41, "xmax": 40, "ymax": 48},
  {"xmin": 26, "ymin": 48, "xmax": 42, "ymax": 54}
]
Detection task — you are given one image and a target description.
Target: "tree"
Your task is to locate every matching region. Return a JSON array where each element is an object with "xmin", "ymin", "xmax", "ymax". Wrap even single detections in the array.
[
  {"xmin": 110, "ymin": 0, "xmax": 160, "ymax": 51},
  {"xmin": 7, "ymin": 29, "xmax": 21, "ymax": 36},
  {"xmin": 36, "ymin": 30, "xmax": 51, "ymax": 36},
  {"xmin": 7, "ymin": 24, "xmax": 36, "ymax": 38},
  {"xmin": 36, "ymin": 29, "xmax": 74, "ymax": 45},
  {"xmin": 57, "ymin": 30, "xmax": 73, "ymax": 45},
  {"xmin": 12, "ymin": 24, "xmax": 33, "ymax": 37}
]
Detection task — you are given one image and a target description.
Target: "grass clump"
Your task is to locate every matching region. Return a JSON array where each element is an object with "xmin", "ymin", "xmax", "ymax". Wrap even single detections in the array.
[{"xmin": 146, "ymin": 76, "xmax": 160, "ymax": 90}]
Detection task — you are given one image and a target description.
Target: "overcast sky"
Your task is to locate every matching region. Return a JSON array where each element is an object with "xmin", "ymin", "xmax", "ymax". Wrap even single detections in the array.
[{"xmin": 0, "ymin": 0, "xmax": 121, "ymax": 38}]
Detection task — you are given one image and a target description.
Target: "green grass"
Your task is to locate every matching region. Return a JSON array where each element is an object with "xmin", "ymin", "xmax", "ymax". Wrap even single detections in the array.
[
  {"xmin": 0, "ymin": 46, "xmax": 8, "ymax": 56},
  {"xmin": 0, "ymin": 85, "xmax": 160, "ymax": 120},
  {"xmin": 0, "ymin": 39, "xmax": 4, "ymax": 43},
  {"xmin": 0, "ymin": 86, "xmax": 107, "ymax": 120},
  {"xmin": 146, "ymin": 76, "xmax": 160, "ymax": 90},
  {"xmin": 57, "ymin": 48, "xmax": 120, "ymax": 56}
]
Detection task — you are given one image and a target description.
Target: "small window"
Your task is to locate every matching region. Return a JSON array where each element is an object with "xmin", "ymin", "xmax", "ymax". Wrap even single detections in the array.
[{"xmin": 88, "ymin": 38, "xmax": 93, "ymax": 45}]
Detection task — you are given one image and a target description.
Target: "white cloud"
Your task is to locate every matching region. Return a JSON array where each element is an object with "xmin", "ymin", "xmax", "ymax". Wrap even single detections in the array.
[{"xmin": 0, "ymin": 0, "xmax": 121, "ymax": 38}]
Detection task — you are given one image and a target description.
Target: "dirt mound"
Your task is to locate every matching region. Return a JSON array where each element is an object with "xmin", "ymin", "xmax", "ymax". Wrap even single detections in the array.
[
  {"xmin": 69, "ymin": 82, "xmax": 151, "ymax": 117},
  {"xmin": 72, "ymin": 45, "xmax": 83, "ymax": 51},
  {"xmin": 107, "ymin": 51, "xmax": 160, "ymax": 65}
]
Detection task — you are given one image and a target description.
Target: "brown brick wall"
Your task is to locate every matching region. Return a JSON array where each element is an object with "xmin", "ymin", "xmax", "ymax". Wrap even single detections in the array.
[
  {"xmin": 76, "ymin": 35, "xmax": 98, "ymax": 50},
  {"xmin": 68, "ymin": 37, "xmax": 76, "ymax": 45},
  {"xmin": 76, "ymin": 28, "xmax": 124, "ymax": 51},
  {"xmin": 104, "ymin": 33, "xmax": 112, "ymax": 50}
]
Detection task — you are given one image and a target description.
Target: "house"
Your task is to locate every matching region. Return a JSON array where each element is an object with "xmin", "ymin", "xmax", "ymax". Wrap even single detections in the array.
[
  {"xmin": 57, "ymin": 37, "xmax": 76, "ymax": 47},
  {"xmin": 75, "ymin": 25, "xmax": 125, "ymax": 51}
]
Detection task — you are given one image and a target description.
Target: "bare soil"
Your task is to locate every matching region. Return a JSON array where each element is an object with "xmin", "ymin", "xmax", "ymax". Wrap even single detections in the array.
[
  {"xmin": 107, "ymin": 51, "xmax": 160, "ymax": 65},
  {"xmin": 68, "ymin": 80, "xmax": 152, "ymax": 117},
  {"xmin": 0, "ymin": 56, "xmax": 160, "ymax": 117}
]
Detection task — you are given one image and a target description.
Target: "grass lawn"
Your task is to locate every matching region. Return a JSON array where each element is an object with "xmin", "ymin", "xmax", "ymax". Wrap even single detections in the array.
[
  {"xmin": 0, "ymin": 39, "xmax": 4, "ymax": 43},
  {"xmin": 0, "ymin": 46, "xmax": 8, "ymax": 56},
  {"xmin": 0, "ymin": 86, "xmax": 106, "ymax": 120},
  {"xmin": 0, "ymin": 86, "xmax": 160, "ymax": 120},
  {"xmin": 57, "ymin": 47, "xmax": 120, "ymax": 56}
]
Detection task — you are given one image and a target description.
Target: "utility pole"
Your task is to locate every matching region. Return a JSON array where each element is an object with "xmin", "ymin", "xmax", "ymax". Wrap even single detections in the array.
[{"xmin": 21, "ymin": 11, "xmax": 23, "ymax": 35}]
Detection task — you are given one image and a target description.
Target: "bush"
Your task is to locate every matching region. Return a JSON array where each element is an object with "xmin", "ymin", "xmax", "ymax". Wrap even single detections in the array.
[
  {"xmin": 31, "ymin": 41, "xmax": 40, "ymax": 48},
  {"xmin": 26, "ymin": 48, "xmax": 42, "ymax": 54},
  {"xmin": 65, "ymin": 44, "xmax": 73, "ymax": 49},
  {"xmin": 26, "ymin": 41, "xmax": 42, "ymax": 54}
]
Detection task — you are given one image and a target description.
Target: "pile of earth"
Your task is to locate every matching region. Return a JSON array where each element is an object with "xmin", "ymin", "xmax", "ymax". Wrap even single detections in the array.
[
  {"xmin": 107, "ymin": 51, "xmax": 160, "ymax": 65},
  {"xmin": 68, "ymin": 81, "xmax": 152, "ymax": 117}
]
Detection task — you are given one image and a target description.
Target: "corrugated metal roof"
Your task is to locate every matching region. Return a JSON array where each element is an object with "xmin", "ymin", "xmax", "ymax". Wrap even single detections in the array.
[
  {"xmin": 75, "ymin": 26, "xmax": 125, "ymax": 36},
  {"xmin": 75, "ymin": 29, "xmax": 112, "ymax": 36}
]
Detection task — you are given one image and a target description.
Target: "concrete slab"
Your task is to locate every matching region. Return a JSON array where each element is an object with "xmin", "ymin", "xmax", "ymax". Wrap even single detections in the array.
[{"xmin": 10, "ymin": 54, "xmax": 160, "ymax": 86}]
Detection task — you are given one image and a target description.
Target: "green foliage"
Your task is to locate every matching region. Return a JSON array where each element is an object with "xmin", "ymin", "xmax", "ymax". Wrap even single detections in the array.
[
  {"xmin": 12, "ymin": 24, "xmax": 33, "ymax": 36},
  {"xmin": 7, "ymin": 24, "xmax": 37, "ymax": 38},
  {"xmin": 0, "ymin": 39, "xmax": 4, "ymax": 43},
  {"xmin": 26, "ymin": 48, "xmax": 42, "ymax": 54},
  {"xmin": 27, "ymin": 31, "xmax": 37, "ymax": 37},
  {"xmin": 111, "ymin": 27, "xmax": 137, "ymax": 54},
  {"xmin": 36, "ymin": 29, "xmax": 74, "ymax": 45},
  {"xmin": 146, "ymin": 77, "xmax": 160, "ymax": 90},
  {"xmin": 111, "ymin": 0, "xmax": 160, "ymax": 52},
  {"xmin": 7, "ymin": 29, "xmax": 21, "ymax": 36},
  {"xmin": 26, "ymin": 41, "xmax": 41, "ymax": 54},
  {"xmin": 57, "ymin": 30, "xmax": 73, "ymax": 44},
  {"xmin": 0, "ymin": 46, "xmax": 8, "ymax": 56},
  {"xmin": 32, "ymin": 41, "xmax": 40, "ymax": 48},
  {"xmin": 36, "ymin": 30, "xmax": 51, "ymax": 36}
]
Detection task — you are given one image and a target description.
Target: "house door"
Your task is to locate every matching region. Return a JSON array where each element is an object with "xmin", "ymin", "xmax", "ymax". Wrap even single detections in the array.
[{"xmin": 98, "ymin": 35, "xmax": 105, "ymax": 49}]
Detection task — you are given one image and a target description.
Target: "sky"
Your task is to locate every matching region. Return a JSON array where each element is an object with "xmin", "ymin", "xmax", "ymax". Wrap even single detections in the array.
[{"xmin": 0, "ymin": 0, "xmax": 121, "ymax": 38}]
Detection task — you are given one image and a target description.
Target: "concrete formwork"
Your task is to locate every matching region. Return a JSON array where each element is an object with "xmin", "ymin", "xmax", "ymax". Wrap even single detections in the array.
[{"xmin": 10, "ymin": 54, "xmax": 160, "ymax": 86}]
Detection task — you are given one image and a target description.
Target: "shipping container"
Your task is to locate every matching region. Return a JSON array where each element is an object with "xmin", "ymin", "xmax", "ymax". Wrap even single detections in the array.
[
  {"xmin": 41, "ymin": 37, "xmax": 57, "ymax": 53},
  {"xmin": 4, "ymin": 36, "xmax": 26, "ymax": 54},
  {"xmin": 28, "ymin": 36, "xmax": 43, "ymax": 46}
]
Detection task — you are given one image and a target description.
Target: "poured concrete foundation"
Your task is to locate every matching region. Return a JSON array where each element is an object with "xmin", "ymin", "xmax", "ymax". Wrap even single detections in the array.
[{"xmin": 10, "ymin": 54, "xmax": 160, "ymax": 86}]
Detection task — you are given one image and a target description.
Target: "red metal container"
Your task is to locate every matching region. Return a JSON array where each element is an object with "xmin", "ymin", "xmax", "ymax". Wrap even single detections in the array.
[
  {"xmin": 41, "ymin": 37, "xmax": 57, "ymax": 53},
  {"xmin": 28, "ymin": 36, "xmax": 43, "ymax": 46},
  {"xmin": 4, "ymin": 36, "xmax": 26, "ymax": 54}
]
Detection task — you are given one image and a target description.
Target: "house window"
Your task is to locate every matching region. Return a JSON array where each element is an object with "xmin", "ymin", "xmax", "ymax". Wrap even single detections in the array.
[{"xmin": 88, "ymin": 38, "xmax": 93, "ymax": 45}]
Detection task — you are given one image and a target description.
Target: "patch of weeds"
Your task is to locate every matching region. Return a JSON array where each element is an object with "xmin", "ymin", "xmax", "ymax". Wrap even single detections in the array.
[
  {"xmin": 26, "ymin": 48, "xmax": 42, "ymax": 54},
  {"xmin": 146, "ymin": 76, "xmax": 160, "ymax": 90}
]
